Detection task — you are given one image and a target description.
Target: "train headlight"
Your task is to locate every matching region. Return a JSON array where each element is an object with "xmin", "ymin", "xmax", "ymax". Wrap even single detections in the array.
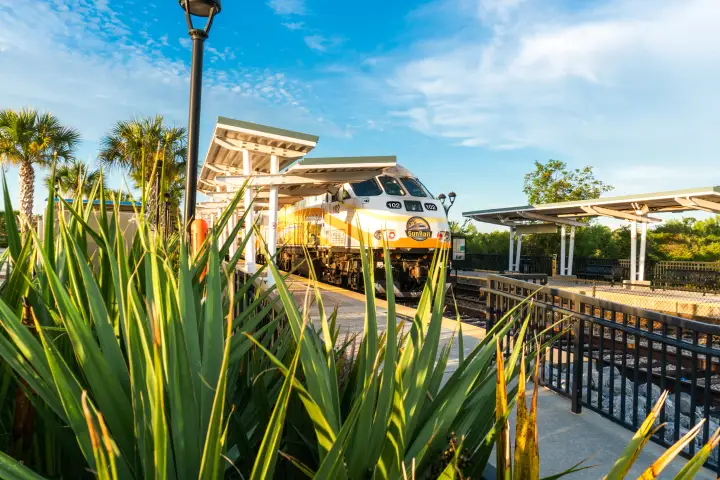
[
  {"xmin": 437, "ymin": 231, "xmax": 450, "ymax": 240},
  {"xmin": 374, "ymin": 230, "xmax": 397, "ymax": 240}
]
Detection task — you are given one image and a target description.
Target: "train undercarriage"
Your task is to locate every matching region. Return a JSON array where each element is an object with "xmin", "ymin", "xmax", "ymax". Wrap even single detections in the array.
[{"xmin": 277, "ymin": 246, "xmax": 436, "ymax": 298}]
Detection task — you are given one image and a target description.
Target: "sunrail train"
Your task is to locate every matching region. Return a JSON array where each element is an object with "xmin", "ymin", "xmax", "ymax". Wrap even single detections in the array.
[{"xmin": 265, "ymin": 165, "xmax": 451, "ymax": 297}]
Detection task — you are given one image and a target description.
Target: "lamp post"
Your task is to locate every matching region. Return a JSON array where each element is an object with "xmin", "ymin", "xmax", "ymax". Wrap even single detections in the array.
[
  {"xmin": 438, "ymin": 191, "xmax": 456, "ymax": 215},
  {"xmin": 179, "ymin": 0, "xmax": 221, "ymax": 238}
]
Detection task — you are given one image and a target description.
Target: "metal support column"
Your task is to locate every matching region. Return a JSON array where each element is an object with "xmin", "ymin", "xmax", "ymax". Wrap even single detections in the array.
[
  {"xmin": 560, "ymin": 225, "xmax": 567, "ymax": 276},
  {"xmin": 242, "ymin": 149, "xmax": 256, "ymax": 273},
  {"xmin": 267, "ymin": 154, "xmax": 279, "ymax": 285},
  {"xmin": 630, "ymin": 221, "xmax": 637, "ymax": 282},
  {"xmin": 515, "ymin": 234, "xmax": 523, "ymax": 273},
  {"xmin": 638, "ymin": 221, "xmax": 647, "ymax": 281},
  {"xmin": 508, "ymin": 226, "xmax": 515, "ymax": 272},
  {"xmin": 567, "ymin": 226, "xmax": 576, "ymax": 276}
]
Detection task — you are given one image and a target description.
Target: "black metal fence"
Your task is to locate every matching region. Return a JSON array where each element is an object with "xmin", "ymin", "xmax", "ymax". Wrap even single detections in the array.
[
  {"xmin": 453, "ymin": 254, "xmax": 554, "ymax": 275},
  {"xmin": 456, "ymin": 253, "xmax": 720, "ymax": 292},
  {"xmin": 483, "ymin": 274, "xmax": 720, "ymax": 471},
  {"xmin": 653, "ymin": 261, "xmax": 720, "ymax": 293}
]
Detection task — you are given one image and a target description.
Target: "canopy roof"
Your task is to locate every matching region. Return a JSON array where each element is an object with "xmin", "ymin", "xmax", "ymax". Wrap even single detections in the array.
[
  {"xmin": 199, "ymin": 116, "xmax": 319, "ymax": 195},
  {"xmin": 464, "ymin": 186, "xmax": 720, "ymax": 227},
  {"xmin": 210, "ymin": 156, "xmax": 397, "ymax": 206},
  {"xmin": 199, "ymin": 117, "xmax": 397, "ymax": 208}
]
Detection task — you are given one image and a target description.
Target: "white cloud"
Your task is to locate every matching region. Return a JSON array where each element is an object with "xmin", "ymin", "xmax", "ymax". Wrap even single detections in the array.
[
  {"xmin": 304, "ymin": 35, "xmax": 344, "ymax": 53},
  {"xmin": 282, "ymin": 21, "xmax": 305, "ymax": 30},
  {"xmin": 390, "ymin": 0, "xmax": 720, "ymax": 178},
  {"xmin": 0, "ymin": 0, "xmax": 338, "ymax": 212},
  {"xmin": 304, "ymin": 35, "xmax": 328, "ymax": 52},
  {"xmin": 477, "ymin": 0, "xmax": 526, "ymax": 19},
  {"xmin": 267, "ymin": 0, "xmax": 305, "ymax": 16}
]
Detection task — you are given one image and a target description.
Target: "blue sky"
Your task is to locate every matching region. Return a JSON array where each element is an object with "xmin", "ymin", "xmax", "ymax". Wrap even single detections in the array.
[{"xmin": 1, "ymin": 0, "xmax": 719, "ymax": 230}]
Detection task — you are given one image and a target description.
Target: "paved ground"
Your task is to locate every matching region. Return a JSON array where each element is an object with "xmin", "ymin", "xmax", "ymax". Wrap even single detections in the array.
[{"xmin": 282, "ymin": 273, "xmax": 716, "ymax": 479}]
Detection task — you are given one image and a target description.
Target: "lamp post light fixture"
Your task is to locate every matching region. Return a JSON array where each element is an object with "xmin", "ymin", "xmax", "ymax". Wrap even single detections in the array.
[
  {"xmin": 179, "ymin": 0, "xmax": 221, "ymax": 237},
  {"xmin": 438, "ymin": 191, "xmax": 457, "ymax": 214}
]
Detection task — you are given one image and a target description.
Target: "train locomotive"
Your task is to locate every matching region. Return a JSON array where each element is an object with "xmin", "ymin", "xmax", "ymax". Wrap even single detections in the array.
[{"xmin": 271, "ymin": 165, "xmax": 451, "ymax": 297}]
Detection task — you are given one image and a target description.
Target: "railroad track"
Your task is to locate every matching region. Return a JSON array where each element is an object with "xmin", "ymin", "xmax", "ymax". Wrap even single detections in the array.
[{"xmin": 446, "ymin": 280, "xmax": 488, "ymax": 318}]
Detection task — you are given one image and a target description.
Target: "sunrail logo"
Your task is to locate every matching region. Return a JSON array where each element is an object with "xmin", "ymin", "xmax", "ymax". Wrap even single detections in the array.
[{"xmin": 406, "ymin": 217, "xmax": 432, "ymax": 241}]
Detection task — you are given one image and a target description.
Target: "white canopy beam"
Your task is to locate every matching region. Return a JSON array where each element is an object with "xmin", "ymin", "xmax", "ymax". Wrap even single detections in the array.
[
  {"xmin": 214, "ymin": 137, "xmax": 307, "ymax": 159},
  {"xmin": 674, "ymin": 197, "xmax": 714, "ymax": 213},
  {"xmin": 688, "ymin": 196, "xmax": 720, "ymax": 213},
  {"xmin": 471, "ymin": 216, "xmax": 523, "ymax": 227},
  {"xmin": 209, "ymin": 188, "xmax": 330, "ymax": 199},
  {"xmin": 215, "ymin": 171, "xmax": 378, "ymax": 187},
  {"xmin": 518, "ymin": 211, "xmax": 585, "ymax": 227},
  {"xmin": 204, "ymin": 163, "xmax": 246, "ymax": 175},
  {"xmin": 581, "ymin": 206, "xmax": 662, "ymax": 223}
]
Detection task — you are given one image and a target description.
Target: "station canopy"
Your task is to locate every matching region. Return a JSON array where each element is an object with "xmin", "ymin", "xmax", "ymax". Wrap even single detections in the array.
[
  {"xmin": 198, "ymin": 117, "xmax": 396, "ymax": 207},
  {"xmin": 463, "ymin": 186, "xmax": 720, "ymax": 227}
]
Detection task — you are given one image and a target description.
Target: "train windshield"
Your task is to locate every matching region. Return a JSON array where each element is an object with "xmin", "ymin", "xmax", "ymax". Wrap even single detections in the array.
[
  {"xmin": 349, "ymin": 178, "xmax": 382, "ymax": 196},
  {"xmin": 400, "ymin": 177, "xmax": 427, "ymax": 197},
  {"xmin": 378, "ymin": 176, "xmax": 406, "ymax": 196}
]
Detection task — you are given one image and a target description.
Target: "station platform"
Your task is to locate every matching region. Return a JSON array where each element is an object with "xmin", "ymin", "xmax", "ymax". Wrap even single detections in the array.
[
  {"xmin": 454, "ymin": 270, "xmax": 720, "ymax": 320},
  {"xmin": 278, "ymin": 272, "xmax": 715, "ymax": 479}
]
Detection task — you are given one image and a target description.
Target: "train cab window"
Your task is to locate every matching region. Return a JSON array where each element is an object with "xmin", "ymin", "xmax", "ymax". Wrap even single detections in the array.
[
  {"xmin": 349, "ymin": 178, "xmax": 382, "ymax": 196},
  {"xmin": 400, "ymin": 177, "xmax": 427, "ymax": 197},
  {"xmin": 417, "ymin": 179, "xmax": 436, "ymax": 199},
  {"xmin": 378, "ymin": 176, "xmax": 406, "ymax": 196}
]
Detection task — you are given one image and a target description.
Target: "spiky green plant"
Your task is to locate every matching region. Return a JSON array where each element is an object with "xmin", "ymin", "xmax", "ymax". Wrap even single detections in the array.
[{"xmin": 0, "ymin": 168, "xmax": 716, "ymax": 480}]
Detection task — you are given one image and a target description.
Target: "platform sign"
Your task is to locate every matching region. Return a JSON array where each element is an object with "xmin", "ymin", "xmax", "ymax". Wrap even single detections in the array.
[{"xmin": 452, "ymin": 236, "xmax": 466, "ymax": 261}]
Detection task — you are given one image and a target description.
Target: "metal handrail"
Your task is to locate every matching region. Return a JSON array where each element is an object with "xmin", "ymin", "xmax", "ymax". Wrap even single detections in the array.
[
  {"xmin": 487, "ymin": 274, "xmax": 720, "ymax": 335},
  {"xmin": 484, "ymin": 273, "xmax": 720, "ymax": 471}
]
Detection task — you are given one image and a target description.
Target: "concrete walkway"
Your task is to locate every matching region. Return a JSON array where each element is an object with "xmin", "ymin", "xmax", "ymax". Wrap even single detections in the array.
[{"xmin": 283, "ymin": 274, "xmax": 716, "ymax": 479}]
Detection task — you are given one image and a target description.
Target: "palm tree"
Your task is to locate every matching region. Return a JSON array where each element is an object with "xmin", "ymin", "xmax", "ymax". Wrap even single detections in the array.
[
  {"xmin": 99, "ymin": 115, "xmax": 186, "ymax": 227},
  {"xmin": 105, "ymin": 188, "xmax": 135, "ymax": 203},
  {"xmin": 0, "ymin": 108, "xmax": 80, "ymax": 220},
  {"xmin": 45, "ymin": 158, "xmax": 105, "ymax": 199}
]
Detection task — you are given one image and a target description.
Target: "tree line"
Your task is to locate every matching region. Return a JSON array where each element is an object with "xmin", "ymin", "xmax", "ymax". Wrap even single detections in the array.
[
  {"xmin": 453, "ymin": 217, "xmax": 720, "ymax": 262},
  {"xmin": 0, "ymin": 108, "xmax": 187, "ymax": 229},
  {"xmin": 454, "ymin": 159, "xmax": 720, "ymax": 262}
]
